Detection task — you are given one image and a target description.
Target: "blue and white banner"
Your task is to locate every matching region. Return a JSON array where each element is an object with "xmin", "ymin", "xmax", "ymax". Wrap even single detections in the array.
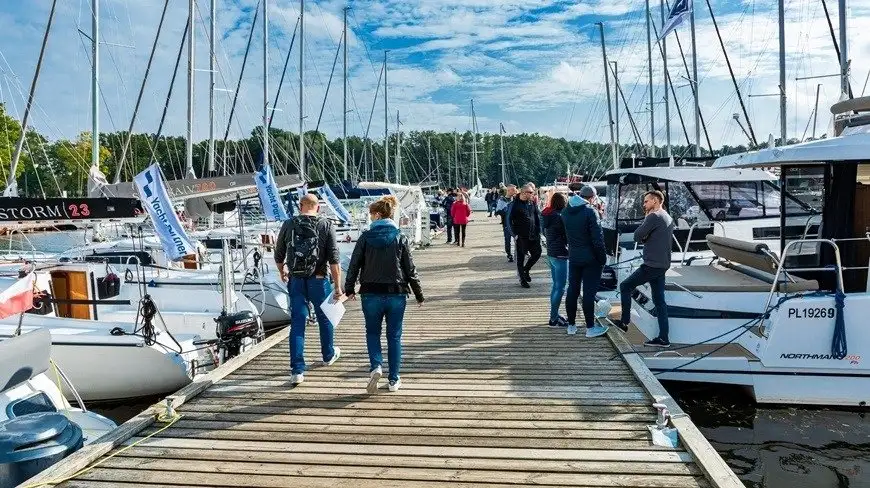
[
  {"xmin": 133, "ymin": 164, "xmax": 197, "ymax": 261},
  {"xmin": 317, "ymin": 186, "xmax": 351, "ymax": 225},
  {"xmin": 254, "ymin": 164, "xmax": 288, "ymax": 222},
  {"xmin": 658, "ymin": 0, "xmax": 692, "ymax": 41}
]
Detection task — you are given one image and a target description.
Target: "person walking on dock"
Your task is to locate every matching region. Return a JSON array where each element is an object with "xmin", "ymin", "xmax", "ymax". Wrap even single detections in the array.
[
  {"xmin": 345, "ymin": 196, "xmax": 425, "ymax": 394},
  {"xmin": 275, "ymin": 194, "xmax": 343, "ymax": 386},
  {"xmin": 485, "ymin": 188, "xmax": 497, "ymax": 217},
  {"xmin": 613, "ymin": 190, "xmax": 674, "ymax": 348},
  {"xmin": 442, "ymin": 189, "xmax": 457, "ymax": 244},
  {"xmin": 562, "ymin": 186, "xmax": 608, "ymax": 337},
  {"xmin": 451, "ymin": 193, "xmax": 472, "ymax": 247},
  {"xmin": 495, "ymin": 185, "xmax": 517, "ymax": 262},
  {"xmin": 510, "ymin": 183, "xmax": 542, "ymax": 288},
  {"xmin": 541, "ymin": 192, "xmax": 569, "ymax": 328}
]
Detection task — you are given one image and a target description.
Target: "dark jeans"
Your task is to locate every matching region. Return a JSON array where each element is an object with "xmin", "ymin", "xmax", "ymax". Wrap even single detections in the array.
[
  {"xmin": 515, "ymin": 237, "xmax": 542, "ymax": 280},
  {"xmin": 453, "ymin": 224, "xmax": 467, "ymax": 245},
  {"xmin": 502, "ymin": 227, "xmax": 513, "ymax": 257},
  {"xmin": 620, "ymin": 265, "xmax": 669, "ymax": 341},
  {"xmin": 361, "ymin": 294, "xmax": 407, "ymax": 382},
  {"xmin": 445, "ymin": 217, "xmax": 454, "ymax": 242},
  {"xmin": 288, "ymin": 277, "xmax": 336, "ymax": 375},
  {"xmin": 488, "ymin": 202, "xmax": 496, "ymax": 216},
  {"xmin": 566, "ymin": 262, "xmax": 602, "ymax": 328}
]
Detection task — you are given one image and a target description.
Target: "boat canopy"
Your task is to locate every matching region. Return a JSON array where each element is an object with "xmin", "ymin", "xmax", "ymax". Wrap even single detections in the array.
[
  {"xmin": 605, "ymin": 167, "xmax": 776, "ymax": 184},
  {"xmin": 714, "ymin": 128, "xmax": 870, "ymax": 169}
]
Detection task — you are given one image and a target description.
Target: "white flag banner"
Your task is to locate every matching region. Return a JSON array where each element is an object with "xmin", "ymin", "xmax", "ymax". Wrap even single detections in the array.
[
  {"xmin": 658, "ymin": 0, "xmax": 692, "ymax": 41},
  {"xmin": 134, "ymin": 163, "xmax": 197, "ymax": 261},
  {"xmin": 255, "ymin": 164, "xmax": 288, "ymax": 222},
  {"xmin": 317, "ymin": 186, "xmax": 352, "ymax": 225}
]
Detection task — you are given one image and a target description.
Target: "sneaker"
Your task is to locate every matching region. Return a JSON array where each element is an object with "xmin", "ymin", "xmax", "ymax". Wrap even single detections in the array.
[
  {"xmin": 520, "ymin": 280, "xmax": 530, "ymax": 289},
  {"xmin": 556, "ymin": 316, "xmax": 569, "ymax": 326},
  {"xmin": 367, "ymin": 366, "xmax": 382, "ymax": 394},
  {"xmin": 290, "ymin": 373, "xmax": 304, "ymax": 385},
  {"xmin": 567, "ymin": 324, "xmax": 578, "ymax": 336},
  {"xmin": 611, "ymin": 319, "xmax": 629, "ymax": 333},
  {"xmin": 585, "ymin": 325, "xmax": 609, "ymax": 338},
  {"xmin": 644, "ymin": 337, "xmax": 671, "ymax": 348},
  {"xmin": 324, "ymin": 346, "xmax": 341, "ymax": 366},
  {"xmin": 388, "ymin": 378, "xmax": 402, "ymax": 392},
  {"xmin": 507, "ymin": 255, "xmax": 514, "ymax": 262}
]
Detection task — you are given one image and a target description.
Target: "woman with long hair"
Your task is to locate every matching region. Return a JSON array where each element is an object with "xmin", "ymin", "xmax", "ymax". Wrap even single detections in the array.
[
  {"xmin": 344, "ymin": 196, "xmax": 425, "ymax": 393},
  {"xmin": 450, "ymin": 193, "xmax": 472, "ymax": 247},
  {"xmin": 541, "ymin": 192, "xmax": 569, "ymax": 328}
]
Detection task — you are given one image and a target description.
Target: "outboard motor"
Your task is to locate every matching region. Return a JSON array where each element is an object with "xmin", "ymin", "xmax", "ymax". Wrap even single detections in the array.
[{"xmin": 214, "ymin": 310, "xmax": 260, "ymax": 360}]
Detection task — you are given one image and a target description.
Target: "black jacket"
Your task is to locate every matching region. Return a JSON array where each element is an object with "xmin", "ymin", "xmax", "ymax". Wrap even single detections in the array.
[
  {"xmin": 562, "ymin": 202, "xmax": 606, "ymax": 266},
  {"xmin": 509, "ymin": 198, "xmax": 541, "ymax": 240},
  {"xmin": 274, "ymin": 215, "xmax": 340, "ymax": 277},
  {"xmin": 441, "ymin": 195, "xmax": 456, "ymax": 219},
  {"xmin": 344, "ymin": 220, "xmax": 424, "ymax": 303},
  {"xmin": 541, "ymin": 208, "xmax": 568, "ymax": 259}
]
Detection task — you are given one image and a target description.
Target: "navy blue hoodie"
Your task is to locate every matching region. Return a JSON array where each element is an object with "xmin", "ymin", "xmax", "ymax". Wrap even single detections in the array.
[
  {"xmin": 541, "ymin": 207, "xmax": 568, "ymax": 259},
  {"xmin": 561, "ymin": 201, "xmax": 606, "ymax": 266}
]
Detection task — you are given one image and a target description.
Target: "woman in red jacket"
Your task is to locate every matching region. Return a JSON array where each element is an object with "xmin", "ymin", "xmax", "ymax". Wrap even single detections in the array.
[{"xmin": 450, "ymin": 194, "xmax": 472, "ymax": 247}]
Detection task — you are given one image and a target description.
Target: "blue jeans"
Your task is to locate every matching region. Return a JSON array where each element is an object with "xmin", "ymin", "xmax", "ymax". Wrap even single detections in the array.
[
  {"xmin": 620, "ymin": 265, "xmax": 669, "ymax": 341},
  {"xmin": 361, "ymin": 294, "xmax": 406, "ymax": 382},
  {"xmin": 289, "ymin": 277, "xmax": 336, "ymax": 375},
  {"xmin": 547, "ymin": 257, "xmax": 568, "ymax": 322},
  {"xmin": 566, "ymin": 262, "xmax": 603, "ymax": 328},
  {"xmin": 502, "ymin": 227, "xmax": 513, "ymax": 257}
]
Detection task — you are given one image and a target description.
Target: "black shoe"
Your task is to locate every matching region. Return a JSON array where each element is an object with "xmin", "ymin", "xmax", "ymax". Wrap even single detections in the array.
[
  {"xmin": 520, "ymin": 280, "xmax": 531, "ymax": 289},
  {"xmin": 644, "ymin": 337, "xmax": 671, "ymax": 348},
  {"xmin": 548, "ymin": 317, "xmax": 568, "ymax": 328},
  {"xmin": 507, "ymin": 255, "xmax": 514, "ymax": 262},
  {"xmin": 523, "ymin": 271, "xmax": 532, "ymax": 282},
  {"xmin": 611, "ymin": 319, "xmax": 629, "ymax": 333},
  {"xmin": 446, "ymin": 240, "xmax": 453, "ymax": 244}
]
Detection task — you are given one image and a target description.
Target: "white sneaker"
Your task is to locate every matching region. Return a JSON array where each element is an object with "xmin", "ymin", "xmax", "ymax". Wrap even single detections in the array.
[
  {"xmin": 388, "ymin": 378, "xmax": 402, "ymax": 392},
  {"xmin": 290, "ymin": 373, "xmax": 304, "ymax": 385},
  {"xmin": 367, "ymin": 366, "xmax": 382, "ymax": 394},
  {"xmin": 325, "ymin": 346, "xmax": 341, "ymax": 366},
  {"xmin": 585, "ymin": 325, "xmax": 609, "ymax": 338},
  {"xmin": 566, "ymin": 325, "xmax": 578, "ymax": 336}
]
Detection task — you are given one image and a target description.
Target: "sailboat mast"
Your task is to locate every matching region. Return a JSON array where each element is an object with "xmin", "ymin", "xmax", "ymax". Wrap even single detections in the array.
[
  {"xmin": 646, "ymin": 0, "xmax": 655, "ymax": 156},
  {"xmin": 395, "ymin": 111, "xmax": 401, "ymax": 184},
  {"xmin": 690, "ymin": 5, "xmax": 701, "ymax": 156},
  {"xmin": 263, "ymin": 0, "xmax": 269, "ymax": 168},
  {"xmin": 208, "ymin": 0, "xmax": 216, "ymax": 173},
  {"xmin": 778, "ymin": 0, "xmax": 787, "ymax": 145},
  {"xmin": 470, "ymin": 99, "xmax": 478, "ymax": 184},
  {"xmin": 342, "ymin": 7, "xmax": 348, "ymax": 180},
  {"xmin": 597, "ymin": 23, "xmax": 618, "ymax": 171},
  {"xmin": 5, "ymin": 0, "xmax": 57, "ymax": 196},
  {"xmin": 384, "ymin": 51, "xmax": 389, "ymax": 183},
  {"xmin": 91, "ymin": 0, "xmax": 100, "ymax": 170},
  {"xmin": 612, "ymin": 61, "xmax": 619, "ymax": 152},
  {"xmin": 299, "ymin": 0, "xmax": 305, "ymax": 181},
  {"xmin": 499, "ymin": 123, "xmax": 506, "ymax": 184},
  {"xmin": 839, "ymin": 0, "xmax": 849, "ymax": 97},
  {"xmin": 186, "ymin": 0, "xmax": 195, "ymax": 178},
  {"xmin": 661, "ymin": 0, "xmax": 672, "ymax": 165}
]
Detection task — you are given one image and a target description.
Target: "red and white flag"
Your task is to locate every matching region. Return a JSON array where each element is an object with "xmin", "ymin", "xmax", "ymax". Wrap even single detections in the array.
[{"xmin": 0, "ymin": 273, "xmax": 36, "ymax": 319}]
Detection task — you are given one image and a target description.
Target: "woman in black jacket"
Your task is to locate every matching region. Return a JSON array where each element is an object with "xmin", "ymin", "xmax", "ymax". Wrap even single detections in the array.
[
  {"xmin": 344, "ymin": 196, "xmax": 424, "ymax": 394},
  {"xmin": 541, "ymin": 192, "xmax": 569, "ymax": 328}
]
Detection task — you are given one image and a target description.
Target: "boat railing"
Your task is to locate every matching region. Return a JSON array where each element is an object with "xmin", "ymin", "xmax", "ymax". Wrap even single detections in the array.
[
  {"xmin": 680, "ymin": 221, "xmax": 727, "ymax": 264},
  {"xmin": 760, "ymin": 239, "xmax": 845, "ymax": 336}
]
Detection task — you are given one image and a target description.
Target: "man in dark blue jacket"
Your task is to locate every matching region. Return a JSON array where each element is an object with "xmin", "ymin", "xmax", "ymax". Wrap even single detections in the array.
[
  {"xmin": 561, "ymin": 186, "xmax": 608, "ymax": 337},
  {"xmin": 441, "ymin": 189, "xmax": 456, "ymax": 244},
  {"xmin": 510, "ymin": 184, "xmax": 542, "ymax": 288},
  {"xmin": 495, "ymin": 185, "xmax": 517, "ymax": 262}
]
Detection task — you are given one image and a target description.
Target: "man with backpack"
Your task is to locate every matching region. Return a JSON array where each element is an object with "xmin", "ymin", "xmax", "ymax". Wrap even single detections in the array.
[{"xmin": 275, "ymin": 193, "xmax": 343, "ymax": 385}]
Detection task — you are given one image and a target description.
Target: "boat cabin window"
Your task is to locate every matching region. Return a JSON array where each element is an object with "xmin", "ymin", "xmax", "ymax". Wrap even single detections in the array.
[
  {"xmin": 686, "ymin": 181, "xmax": 813, "ymax": 221},
  {"xmin": 606, "ymin": 181, "xmax": 705, "ymax": 230}
]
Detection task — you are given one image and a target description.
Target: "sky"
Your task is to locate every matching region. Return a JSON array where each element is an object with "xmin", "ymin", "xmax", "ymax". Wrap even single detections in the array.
[{"xmin": 0, "ymin": 0, "xmax": 868, "ymax": 155}]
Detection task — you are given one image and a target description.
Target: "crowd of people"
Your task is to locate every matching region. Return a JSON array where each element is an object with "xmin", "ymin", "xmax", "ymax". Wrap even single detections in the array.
[{"xmin": 272, "ymin": 182, "xmax": 674, "ymax": 395}]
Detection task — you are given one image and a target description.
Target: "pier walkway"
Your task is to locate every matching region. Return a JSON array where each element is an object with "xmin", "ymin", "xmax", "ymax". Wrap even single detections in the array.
[{"xmin": 31, "ymin": 219, "xmax": 743, "ymax": 488}]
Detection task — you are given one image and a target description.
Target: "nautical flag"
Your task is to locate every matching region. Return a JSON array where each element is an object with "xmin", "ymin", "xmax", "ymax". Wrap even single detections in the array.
[
  {"xmin": 0, "ymin": 273, "xmax": 36, "ymax": 319},
  {"xmin": 134, "ymin": 163, "xmax": 197, "ymax": 261},
  {"xmin": 255, "ymin": 164, "xmax": 288, "ymax": 222},
  {"xmin": 658, "ymin": 0, "xmax": 693, "ymax": 41},
  {"xmin": 317, "ymin": 186, "xmax": 352, "ymax": 225}
]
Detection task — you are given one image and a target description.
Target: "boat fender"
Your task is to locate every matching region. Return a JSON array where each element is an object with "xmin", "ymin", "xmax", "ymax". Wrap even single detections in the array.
[{"xmin": 831, "ymin": 291, "xmax": 847, "ymax": 360}]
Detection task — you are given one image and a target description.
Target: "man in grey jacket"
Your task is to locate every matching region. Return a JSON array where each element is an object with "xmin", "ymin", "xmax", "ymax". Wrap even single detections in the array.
[{"xmin": 613, "ymin": 190, "xmax": 674, "ymax": 348}]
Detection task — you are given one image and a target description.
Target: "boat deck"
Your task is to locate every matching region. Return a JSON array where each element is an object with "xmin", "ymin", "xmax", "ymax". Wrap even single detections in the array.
[{"xmin": 32, "ymin": 220, "xmax": 744, "ymax": 488}]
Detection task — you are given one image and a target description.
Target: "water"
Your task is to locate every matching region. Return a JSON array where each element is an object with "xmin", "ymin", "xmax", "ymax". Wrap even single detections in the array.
[{"xmin": 669, "ymin": 382, "xmax": 870, "ymax": 488}]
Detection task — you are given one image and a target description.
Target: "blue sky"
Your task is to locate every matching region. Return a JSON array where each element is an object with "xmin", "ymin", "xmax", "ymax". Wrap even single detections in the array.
[{"xmin": 0, "ymin": 0, "xmax": 867, "ymax": 155}]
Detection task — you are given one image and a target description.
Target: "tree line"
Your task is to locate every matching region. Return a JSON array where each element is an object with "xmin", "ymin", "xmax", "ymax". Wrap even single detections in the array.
[{"xmin": 0, "ymin": 102, "xmax": 802, "ymax": 197}]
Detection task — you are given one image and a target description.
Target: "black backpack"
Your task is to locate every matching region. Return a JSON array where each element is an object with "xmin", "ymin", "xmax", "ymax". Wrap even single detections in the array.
[{"xmin": 289, "ymin": 216, "xmax": 321, "ymax": 278}]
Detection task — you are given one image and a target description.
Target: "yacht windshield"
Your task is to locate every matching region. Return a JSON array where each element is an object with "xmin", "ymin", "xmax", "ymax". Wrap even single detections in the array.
[{"xmin": 686, "ymin": 181, "xmax": 814, "ymax": 221}]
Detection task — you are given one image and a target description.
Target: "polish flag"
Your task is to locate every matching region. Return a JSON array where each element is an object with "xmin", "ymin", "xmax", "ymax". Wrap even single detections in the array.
[{"xmin": 0, "ymin": 273, "xmax": 36, "ymax": 319}]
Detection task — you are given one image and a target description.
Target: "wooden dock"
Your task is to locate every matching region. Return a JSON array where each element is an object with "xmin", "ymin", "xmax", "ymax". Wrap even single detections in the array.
[{"xmin": 29, "ymin": 219, "xmax": 744, "ymax": 488}]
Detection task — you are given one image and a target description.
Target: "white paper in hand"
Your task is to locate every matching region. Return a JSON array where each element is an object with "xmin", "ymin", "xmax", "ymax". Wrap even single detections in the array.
[{"xmin": 320, "ymin": 295, "xmax": 346, "ymax": 327}]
